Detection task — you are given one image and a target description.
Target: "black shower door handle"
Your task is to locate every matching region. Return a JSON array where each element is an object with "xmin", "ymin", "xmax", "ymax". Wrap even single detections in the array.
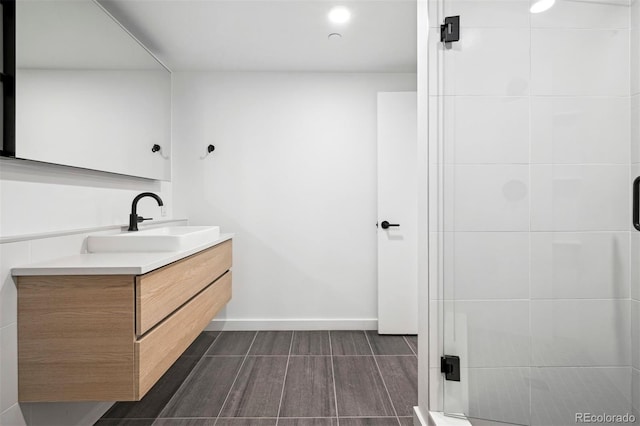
[{"xmin": 634, "ymin": 176, "xmax": 640, "ymax": 232}]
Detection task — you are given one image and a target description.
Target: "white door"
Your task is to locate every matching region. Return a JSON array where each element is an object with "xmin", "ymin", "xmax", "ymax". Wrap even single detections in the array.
[{"xmin": 377, "ymin": 92, "xmax": 418, "ymax": 335}]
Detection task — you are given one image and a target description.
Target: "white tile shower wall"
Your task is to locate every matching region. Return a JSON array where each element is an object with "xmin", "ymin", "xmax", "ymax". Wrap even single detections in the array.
[
  {"xmin": 171, "ymin": 72, "xmax": 416, "ymax": 325},
  {"xmin": 633, "ymin": 301, "xmax": 640, "ymax": 370},
  {"xmin": 444, "ymin": 164, "xmax": 530, "ymax": 231},
  {"xmin": 530, "ymin": 165, "xmax": 629, "ymax": 232},
  {"xmin": 444, "ymin": 97, "xmax": 529, "ymax": 164},
  {"xmin": 443, "ymin": 0, "xmax": 530, "ymax": 28},
  {"xmin": 0, "ymin": 159, "xmax": 176, "ymax": 425},
  {"xmin": 530, "ymin": 232, "xmax": 630, "ymax": 300},
  {"xmin": 444, "ymin": 232, "xmax": 529, "ymax": 300},
  {"xmin": 530, "ymin": 0, "xmax": 630, "ymax": 29},
  {"xmin": 531, "ymin": 29, "xmax": 629, "ymax": 97},
  {"xmin": 531, "ymin": 300, "xmax": 631, "ymax": 367},
  {"xmin": 633, "ymin": 96, "xmax": 640, "ymax": 162},
  {"xmin": 531, "ymin": 367, "xmax": 632, "ymax": 426},
  {"xmin": 531, "ymin": 97, "xmax": 630, "ymax": 164},
  {"xmin": 443, "ymin": 28, "xmax": 530, "ymax": 96},
  {"xmin": 634, "ymin": 367, "xmax": 640, "ymax": 418},
  {"xmin": 444, "ymin": 300, "xmax": 530, "ymax": 368},
  {"xmin": 428, "ymin": 0, "xmax": 634, "ymax": 421}
]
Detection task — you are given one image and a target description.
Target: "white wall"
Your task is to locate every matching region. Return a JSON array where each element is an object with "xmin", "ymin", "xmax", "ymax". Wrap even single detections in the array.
[
  {"xmin": 0, "ymin": 159, "xmax": 174, "ymax": 425},
  {"xmin": 172, "ymin": 72, "xmax": 417, "ymax": 328}
]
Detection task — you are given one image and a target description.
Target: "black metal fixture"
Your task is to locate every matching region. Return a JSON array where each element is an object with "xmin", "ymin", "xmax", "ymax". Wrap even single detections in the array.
[
  {"xmin": 128, "ymin": 192, "xmax": 164, "ymax": 232},
  {"xmin": 441, "ymin": 16, "xmax": 460, "ymax": 43},
  {"xmin": 634, "ymin": 176, "xmax": 640, "ymax": 232},
  {"xmin": 441, "ymin": 355, "xmax": 460, "ymax": 381},
  {"xmin": 379, "ymin": 220, "xmax": 400, "ymax": 229},
  {"xmin": 151, "ymin": 144, "xmax": 161, "ymax": 153},
  {"xmin": 207, "ymin": 144, "xmax": 215, "ymax": 154}
]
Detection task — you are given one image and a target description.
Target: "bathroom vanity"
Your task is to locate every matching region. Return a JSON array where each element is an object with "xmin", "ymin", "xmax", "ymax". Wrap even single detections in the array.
[{"xmin": 12, "ymin": 235, "xmax": 232, "ymax": 402}]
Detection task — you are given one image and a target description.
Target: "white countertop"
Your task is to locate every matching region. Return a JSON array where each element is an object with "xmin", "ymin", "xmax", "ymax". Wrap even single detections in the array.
[{"xmin": 12, "ymin": 233, "xmax": 233, "ymax": 276}]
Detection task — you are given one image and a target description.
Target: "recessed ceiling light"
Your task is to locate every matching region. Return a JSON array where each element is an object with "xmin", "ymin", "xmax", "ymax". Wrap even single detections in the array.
[
  {"xmin": 328, "ymin": 6, "xmax": 351, "ymax": 24},
  {"xmin": 328, "ymin": 33, "xmax": 342, "ymax": 41},
  {"xmin": 530, "ymin": 0, "xmax": 555, "ymax": 13}
]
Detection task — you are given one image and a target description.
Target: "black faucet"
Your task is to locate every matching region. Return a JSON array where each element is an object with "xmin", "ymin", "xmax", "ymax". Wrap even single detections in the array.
[{"xmin": 128, "ymin": 192, "xmax": 164, "ymax": 232}]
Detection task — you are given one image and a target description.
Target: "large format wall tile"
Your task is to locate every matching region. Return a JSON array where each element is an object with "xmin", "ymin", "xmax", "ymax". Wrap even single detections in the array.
[
  {"xmin": 531, "ymin": 232, "xmax": 630, "ymax": 299},
  {"xmin": 530, "ymin": 0, "xmax": 630, "ymax": 29},
  {"xmin": 0, "ymin": 324, "xmax": 17, "ymax": 413},
  {"xmin": 531, "ymin": 367, "xmax": 632, "ymax": 426},
  {"xmin": 28, "ymin": 233, "xmax": 87, "ymax": 264},
  {"xmin": 443, "ymin": 28, "xmax": 530, "ymax": 96},
  {"xmin": 444, "ymin": 367, "xmax": 530, "ymax": 426},
  {"xmin": 531, "ymin": 97, "xmax": 630, "ymax": 164},
  {"xmin": 0, "ymin": 241, "xmax": 29, "ymax": 328},
  {"xmin": 531, "ymin": 29, "xmax": 629, "ymax": 96},
  {"xmin": 444, "ymin": 97, "xmax": 529, "ymax": 164},
  {"xmin": 446, "ymin": 165, "xmax": 529, "ymax": 231},
  {"xmin": 444, "ymin": 301, "xmax": 529, "ymax": 368},
  {"xmin": 531, "ymin": 300, "xmax": 630, "ymax": 366},
  {"xmin": 632, "ymin": 96, "xmax": 640, "ymax": 162},
  {"xmin": 444, "ymin": 0, "xmax": 530, "ymax": 28},
  {"xmin": 634, "ymin": 368, "xmax": 640, "ymax": 417},
  {"xmin": 444, "ymin": 232, "xmax": 529, "ymax": 300},
  {"xmin": 531, "ymin": 165, "xmax": 629, "ymax": 231},
  {"xmin": 633, "ymin": 301, "xmax": 640, "ymax": 370},
  {"xmin": 632, "ymin": 29, "xmax": 639, "ymax": 95}
]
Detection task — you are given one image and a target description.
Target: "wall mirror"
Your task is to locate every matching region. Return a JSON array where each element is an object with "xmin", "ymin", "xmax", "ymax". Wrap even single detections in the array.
[{"xmin": 11, "ymin": 0, "xmax": 171, "ymax": 181}]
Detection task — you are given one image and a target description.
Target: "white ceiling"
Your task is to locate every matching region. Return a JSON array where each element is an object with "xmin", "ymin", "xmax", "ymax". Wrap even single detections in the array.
[{"xmin": 99, "ymin": 0, "xmax": 417, "ymax": 73}]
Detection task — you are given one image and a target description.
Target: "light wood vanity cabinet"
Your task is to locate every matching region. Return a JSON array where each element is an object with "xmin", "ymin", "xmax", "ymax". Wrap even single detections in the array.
[{"xmin": 17, "ymin": 239, "xmax": 232, "ymax": 402}]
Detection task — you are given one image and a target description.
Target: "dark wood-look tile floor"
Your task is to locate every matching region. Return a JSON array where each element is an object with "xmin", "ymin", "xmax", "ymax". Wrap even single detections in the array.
[{"xmin": 96, "ymin": 331, "xmax": 417, "ymax": 426}]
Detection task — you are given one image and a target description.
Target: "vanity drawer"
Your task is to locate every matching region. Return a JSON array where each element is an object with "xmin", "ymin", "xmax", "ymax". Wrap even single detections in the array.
[
  {"xmin": 136, "ymin": 239, "xmax": 232, "ymax": 335},
  {"xmin": 135, "ymin": 271, "xmax": 232, "ymax": 397}
]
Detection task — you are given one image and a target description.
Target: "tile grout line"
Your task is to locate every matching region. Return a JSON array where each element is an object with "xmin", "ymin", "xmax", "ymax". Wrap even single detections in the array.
[
  {"xmin": 403, "ymin": 336, "xmax": 417, "ymax": 357},
  {"xmin": 275, "ymin": 331, "xmax": 295, "ymax": 426},
  {"xmin": 213, "ymin": 331, "xmax": 259, "ymax": 426},
  {"xmin": 364, "ymin": 331, "xmax": 402, "ymax": 426},
  {"xmin": 328, "ymin": 331, "xmax": 340, "ymax": 426},
  {"xmin": 152, "ymin": 332, "xmax": 225, "ymax": 421}
]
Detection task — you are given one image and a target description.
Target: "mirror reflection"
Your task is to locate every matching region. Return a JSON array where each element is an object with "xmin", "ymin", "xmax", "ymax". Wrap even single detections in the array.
[{"xmin": 15, "ymin": 0, "xmax": 171, "ymax": 180}]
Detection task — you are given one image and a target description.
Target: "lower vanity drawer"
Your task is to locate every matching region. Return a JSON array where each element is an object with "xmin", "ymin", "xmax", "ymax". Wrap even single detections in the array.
[
  {"xmin": 135, "ymin": 271, "xmax": 232, "ymax": 397},
  {"xmin": 136, "ymin": 239, "xmax": 232, "ymax": 336}
]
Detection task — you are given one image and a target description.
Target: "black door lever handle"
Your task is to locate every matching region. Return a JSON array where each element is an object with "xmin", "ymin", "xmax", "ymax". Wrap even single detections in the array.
[
  {"xmin": 380, "ymin": 220, "xmax": 400, "ymax": 229},
  {"xmin": 634, "ymin": 176, "xmax": 640, "ymax": 232}
]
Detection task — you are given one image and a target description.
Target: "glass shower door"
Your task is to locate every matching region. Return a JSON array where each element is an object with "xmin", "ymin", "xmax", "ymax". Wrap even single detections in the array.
[{"xmin": 434, "ymin": 0, "xmax": 640, "ymax": 424}]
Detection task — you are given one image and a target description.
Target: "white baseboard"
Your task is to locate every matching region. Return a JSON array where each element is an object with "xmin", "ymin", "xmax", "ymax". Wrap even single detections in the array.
[{"xmin": 206, "ymin": 318, "xmax": 378, "ymax": 331}]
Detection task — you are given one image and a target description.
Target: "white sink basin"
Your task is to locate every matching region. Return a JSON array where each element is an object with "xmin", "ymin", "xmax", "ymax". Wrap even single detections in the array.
[{"xmin": 87, "ymin": 226, "xmax": 221, "ymax": 253}]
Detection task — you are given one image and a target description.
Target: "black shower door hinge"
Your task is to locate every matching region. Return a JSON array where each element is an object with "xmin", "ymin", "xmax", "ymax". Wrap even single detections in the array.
[
  {"xmin": 440, "ymin": 16, "xmax": 460, "ymax": 43},
  {"xmin": 441, "ymin": 355, "xmax": 460, "ymax": 381}
]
